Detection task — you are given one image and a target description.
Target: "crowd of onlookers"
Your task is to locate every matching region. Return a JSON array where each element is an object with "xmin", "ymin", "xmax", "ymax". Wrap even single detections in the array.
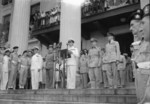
[
  {"xmin": 30, "ymin": 0, "xmax": 139, "ymax": 31},
  {"xmin": 30, "ymin": 5, "xmax": 61, "ymax": 31},
  {"xmin": 82, "ymin": 0, "xmax": 139, "ymax": 17}
]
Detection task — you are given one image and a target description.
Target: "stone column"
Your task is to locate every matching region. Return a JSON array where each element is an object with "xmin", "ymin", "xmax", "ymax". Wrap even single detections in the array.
[
  {"xmin": 140, "ymin": 0, "xmax": 149, "ymax": 8},
  {"xmin": 59, "ymin": 0, "xmax": 82, "ymax": 50},
  {"xmin": 9, "ymin": 0, "xmax": 31, "ymax": 54}
]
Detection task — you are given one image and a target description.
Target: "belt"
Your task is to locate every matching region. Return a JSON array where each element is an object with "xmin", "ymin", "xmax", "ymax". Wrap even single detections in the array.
[
  {"xmin": 137, "ymin": 61, "xmax": 150, "ymax": 69},
  {"xmin": 137, "ymin": 68, "xmax": 150, "ymax": 75},
  {"xmin": 12, "ymin": 60, "xmax": 17, "ymax": 64}
]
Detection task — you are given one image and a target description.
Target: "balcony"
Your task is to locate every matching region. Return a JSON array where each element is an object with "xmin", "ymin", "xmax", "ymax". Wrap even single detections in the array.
[{"xmin": 31, "ymin": 0, "xmax": 140, "ymax": 37}]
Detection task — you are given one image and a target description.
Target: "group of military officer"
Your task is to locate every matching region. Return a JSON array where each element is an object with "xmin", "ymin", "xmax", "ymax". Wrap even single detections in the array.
[
  {"xmin": 0, "ymin": 46, "xmax": 26, "ymax": 90},
  {"xmin": 85, "ymin": 33, "xmax": 123, "ymax": 89},
  {"xmin": 129, "ymin": 4, "xmax": 150, "ymax": 104},
  {"xmin": 0, "ymin": 45, "xmax": 45, "ymax": 90}
]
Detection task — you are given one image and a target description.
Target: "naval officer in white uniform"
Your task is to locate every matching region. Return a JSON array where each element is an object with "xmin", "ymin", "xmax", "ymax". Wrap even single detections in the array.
[{"xmin": 66, "ymin": 39, "xmax": 79, "ymax": 89}]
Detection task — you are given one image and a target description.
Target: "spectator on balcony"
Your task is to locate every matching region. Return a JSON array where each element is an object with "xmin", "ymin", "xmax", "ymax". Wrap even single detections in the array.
[
  {"xmin": 128, "ymin": 0, "xmax": 139, "ymax": 4},
  {"xmin": 97, "ymin": 0, "xmax": 105, "ymax": 12},
  {"xmin": 55, "ymin": 7, "xmax": 60, "ymax": 24},
  {"xmin": 50, "ymin": 9, "xmax": 55, "ymax": 26},
  {"xmin": 37, "ymin": 11, "xmax": 41, "ymax": 28},
  {"xmin": 92, "ymin": 0, "xmax": 99, "ymax": 14},
  {"xmin": 40, "ymin": 11, "xmax": 46, "ymax": 27},
  {"xmin": 45, "ymin": 12, "xmax": 50, "ymax": 26},
  {"xmin": 82, "ymin": 0, "xmax": 91, "ymax": 17},
  {"xmin": 33, "ymin": 12, "xmax": 38, "ymax": 29}
]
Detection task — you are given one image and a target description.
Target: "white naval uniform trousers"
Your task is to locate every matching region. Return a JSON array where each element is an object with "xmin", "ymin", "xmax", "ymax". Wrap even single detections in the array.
[
  {"xmin": 31, "ymin": 53, "xmax": 43, "ymax": 90},
  {"xmin": 66, "ymin": 46, "xmax": 79, "ymax": 89},
  {"xmin": 1, "ymin": 56, "xmax": 9, "ymax": 90}
]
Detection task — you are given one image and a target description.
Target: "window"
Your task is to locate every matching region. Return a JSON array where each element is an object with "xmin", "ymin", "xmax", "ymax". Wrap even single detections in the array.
[
  {"xmin": 0, "ymin": 14, "xmax": 11, "ymax": 44},
  {"xmin": 2, "ymin": 0, "xmax": 12, "ymax": 6}
]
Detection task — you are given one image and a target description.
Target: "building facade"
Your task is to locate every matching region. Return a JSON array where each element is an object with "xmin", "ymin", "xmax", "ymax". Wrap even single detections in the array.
[{"xmin": 0, "ymin": 0, "xmax": 149, "ymax": 56}]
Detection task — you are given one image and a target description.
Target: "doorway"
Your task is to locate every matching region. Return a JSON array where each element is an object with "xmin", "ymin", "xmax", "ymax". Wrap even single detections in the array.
[{"xmin": 115, "ymin": 33, "xmax": 133, "ymax": 57}]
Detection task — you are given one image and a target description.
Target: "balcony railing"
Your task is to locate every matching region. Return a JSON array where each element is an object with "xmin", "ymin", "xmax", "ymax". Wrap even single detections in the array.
[{"xmin": 31, "ymin": 0, "xmax": 139, "ymax": 33}]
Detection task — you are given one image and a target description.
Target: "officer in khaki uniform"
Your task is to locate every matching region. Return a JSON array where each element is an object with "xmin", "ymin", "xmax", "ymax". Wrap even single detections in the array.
[
  {"xmin": 101, "ymin": 48, "xmax": 109, "ymax": 88},
  {"xmin": 88, "ymin": 38, "xmax": 102, "ymax": 89},
  {"xmin": 105, "ymin": 33, "xmax": 120, "ymax": 89},
  {"xmin": 45, "ymin": 44, "xmax": 54, "ymax": 89},
  {"xmin": 0, "ymin": 47, "xmax": 5, "ymax": 88},
  {"xmin": 134, "ymin": 4, "xmax": 150, "ymax": 104},
  {"xmin": 8, "ymin": 46, "xmax": 19, "ymax": 89},
  {"xmin": 129, "ymin": 9, "xmax": 144, "ymax": 67},
  {"xmin": 130, "ymin": 9, "xmax": 144, "ymax": 43},
  {"xmin": 129, "ymin": 9, "xmax": 145, "ymax": 102},
  {"xmin": 117, "ymin": 54, "xmax": 126, "ymax": 88},
  {"xmin": 18, "ymin": 51, "xmax": 30, "ymax": 89},
  {"xmin": 79, "ymin": 50, "xmax": 88, "ymax": 89}
]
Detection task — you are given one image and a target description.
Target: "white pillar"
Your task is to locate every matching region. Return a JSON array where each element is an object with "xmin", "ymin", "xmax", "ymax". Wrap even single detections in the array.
[
  {"xmin": 9, "ymin": 0, "xmax": 31, "ymax": 54},
  {"xmin": 140, "ymin": 0, "xmax": 149, "ymax": 8},
  {"xmin": 59, "ymin": 0, "xmax": 82, "ymax": 50}
]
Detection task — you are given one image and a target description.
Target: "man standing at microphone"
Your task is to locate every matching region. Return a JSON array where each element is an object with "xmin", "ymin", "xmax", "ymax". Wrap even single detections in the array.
[{"xmin": 66, "ymin": 39, "xmax": 79, "ymax": 89}]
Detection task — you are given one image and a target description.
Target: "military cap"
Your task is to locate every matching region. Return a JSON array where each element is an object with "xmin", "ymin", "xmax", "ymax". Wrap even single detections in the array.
[
  {"xmin": 90, "ymin": 38, "xmax": 97, "ymax": 42},
  {"xmin": 23, "ymin": 50, "xmax": 27, "ymax": 54},
  {"xmin": 13, "ymin": 46, "xmax": 19, "ymax": 49},
  {"xmin": 4, "ymin": 49, "xmax": 10, "ymax": 53},
  {"xmin": 68, "ymin": 39, "xmax": 75, "ymax": 43},
  {"xmin": 49, "ymin": 44, "xmax": 53, "ymax": 47},
  {"xmin": 129, "ymin": 9, "xmax": 143, "ymax": 22},
  {"xmin": 143, "ymin": 4, "xmax": 150, "ymax": 17},
  {"xmin": 33, "ymin": 46, "xmax": 39, "ymax": 50},
  {"xmin": 107, "ymin": 32, "xmax": 115, "ymax": 37}
]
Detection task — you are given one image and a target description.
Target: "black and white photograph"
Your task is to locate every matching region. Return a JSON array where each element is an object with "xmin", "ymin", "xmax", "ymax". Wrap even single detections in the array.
[{"xmin": 0, "ymin": 0, "xmax": 149, "ymax": 104}]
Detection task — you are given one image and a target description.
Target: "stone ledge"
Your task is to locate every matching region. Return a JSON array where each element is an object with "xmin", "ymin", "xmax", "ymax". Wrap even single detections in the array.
[
  {"xmin": 0, "ymin": 94, "xmax": 136, "ymax": 103},
  {"xmin": 0, "ymin": 89, "xmax": 136, "ymax": 95}
]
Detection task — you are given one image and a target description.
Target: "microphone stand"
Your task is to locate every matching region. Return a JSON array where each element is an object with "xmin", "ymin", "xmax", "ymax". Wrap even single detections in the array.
[
  {"xmin": 56, "ymin": 42, "xmax": 62, "ymax": 89},
  {"xmin": 62, "ymin": 43, "xmax": 70, "ymax": 89},
  {"xmin": 52, "ymin": 43, "xmax": 56, "ymax": 89}
]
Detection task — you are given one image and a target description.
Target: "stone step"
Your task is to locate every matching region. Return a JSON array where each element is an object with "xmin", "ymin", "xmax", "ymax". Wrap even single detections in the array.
[
  {"xmin": 0, "ymin": 94, "xmax": 136, "ymax": 103},
  {"xmin": 0, "ymin": 89, "xmax": 137, "ymax": 104},
  {"xmin": 0, "ymin": 88, "xmax": 136, "ymax": 95},
  {"xmin": 0, "ymin": 99, "xmax": 137, "ymax": 104}
]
